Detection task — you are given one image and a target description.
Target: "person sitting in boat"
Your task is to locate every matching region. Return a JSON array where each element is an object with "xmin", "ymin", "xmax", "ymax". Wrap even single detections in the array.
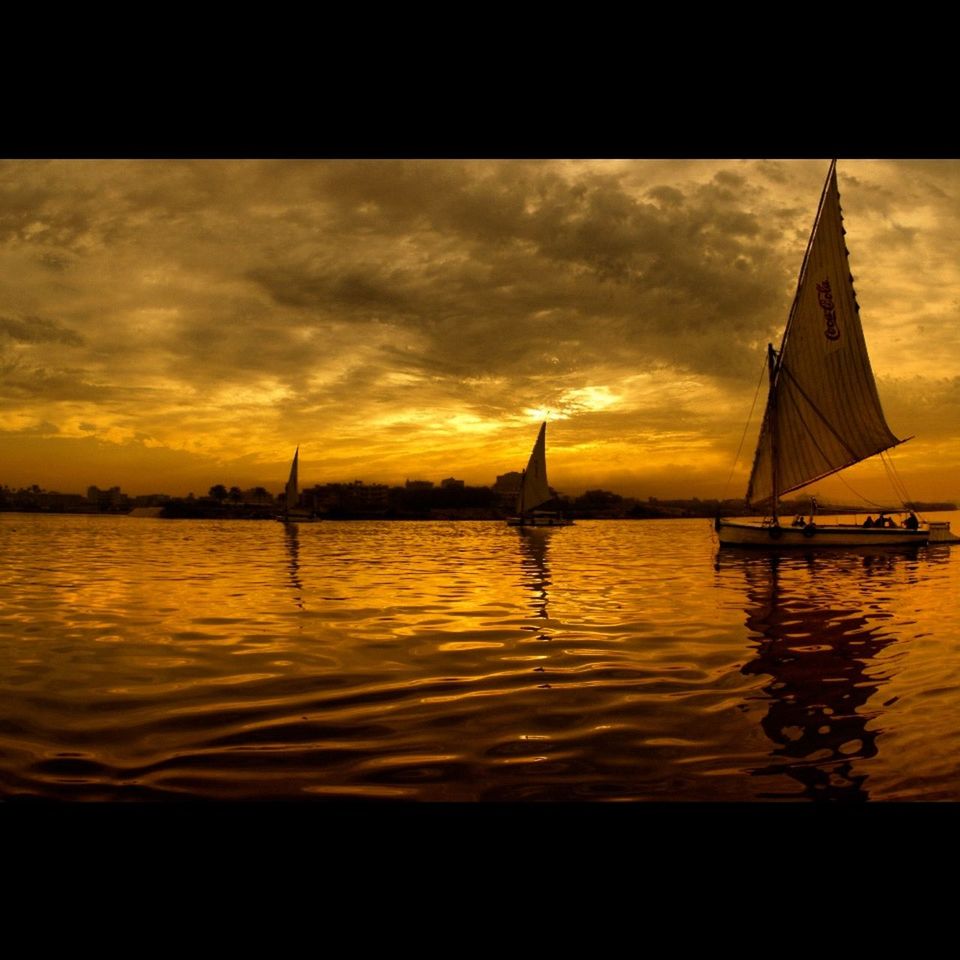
[
  {"xmin": 792, "ymin": 515, "xmax": 805, "ymax": 527},
  {"xmin": 863, "ymin": 516, "xmax": 875, "ymax": 527},
  {"xmin": 878, "ymin": 513, "xmax": 890, "ymax": 527},
  {"xmin": 904, "ymin": 512, "xmax": 920, "ymax": 530}
]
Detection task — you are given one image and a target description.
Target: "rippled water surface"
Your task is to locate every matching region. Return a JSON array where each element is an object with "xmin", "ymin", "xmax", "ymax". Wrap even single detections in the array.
[{"xmin": 2, "ymin": 513, "xmax": 959, "ymax": 801}]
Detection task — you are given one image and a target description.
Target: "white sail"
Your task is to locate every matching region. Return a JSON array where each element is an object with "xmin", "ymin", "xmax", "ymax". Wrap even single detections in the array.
[
  {"xmin": 747, "ymin": 162, "xmax": 901, "ymax": 507},
  {"xmin": 516, "ymin": 422, "xmax": 552, "ymax": 514},
  {"xmin": 285, "ymin": 446, "xmax": 299, "ymax": 512}
]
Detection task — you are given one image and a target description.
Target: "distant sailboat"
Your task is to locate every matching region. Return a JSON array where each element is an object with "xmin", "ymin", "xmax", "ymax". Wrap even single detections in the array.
[
  {"xmin": 278, "ymin": 446, "xmax": 320, "ymax": 522},
  {"xmin": 716, "ymin": 160, "xmax": 952, "ymax": 547},
  {"xmin": 506, "ymin": 422, "xmax": 572, "ymax": 527},
  {"xmin": 285, "ymin": 446, "xmax": 299, "ymax": 513}
]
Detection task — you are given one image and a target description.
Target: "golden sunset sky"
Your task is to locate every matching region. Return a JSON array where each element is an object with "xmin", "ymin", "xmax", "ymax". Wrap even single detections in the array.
[{"xmin": 2, "ymin": 158, "xmax": 958, "ymax": 502}]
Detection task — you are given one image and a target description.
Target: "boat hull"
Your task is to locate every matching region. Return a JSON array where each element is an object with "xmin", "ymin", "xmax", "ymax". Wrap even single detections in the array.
[
  {"xmin": 506, "ymin": 515, "xmax": 573, "ymax": 527},
  {"xmin": 715, "ymin": 517, "xmax": 929, "ymax": 547},
  {"xmin": 276, "ymin": 513, "xmax": 321, "ymax": 523},
  {"xmin": 928, "ymin": 521, "xmax": 960, "ymax": 543}
]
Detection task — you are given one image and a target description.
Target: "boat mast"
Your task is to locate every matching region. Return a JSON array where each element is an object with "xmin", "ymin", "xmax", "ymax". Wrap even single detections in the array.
[
  {"xmin": 766, "ymin": 159, "xmax": 836, "ymax": 526},
  {"xmin": 778, "ymin": 159, "xmax": 837, "ymax": 363},
  {"xmin": 768, "ymin": 343, "xmax": 779, "ymax": 524}
]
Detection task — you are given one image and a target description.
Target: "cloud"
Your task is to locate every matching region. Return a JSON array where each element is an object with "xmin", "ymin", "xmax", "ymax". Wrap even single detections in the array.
[
  {"xmin": 0, "ymin": 314, "xmax": 84, "ymax": 346},
  {"xmin": 877, "ymin": 374, "xmax": 960, "ymax": 441},
  {"xmin": 0, "ymin": 159, "xmax": 958, "ymax": 498}
]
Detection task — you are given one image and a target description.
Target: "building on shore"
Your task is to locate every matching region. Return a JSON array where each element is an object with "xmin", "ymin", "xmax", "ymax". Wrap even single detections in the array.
[
  {"xmin": 303, "ymin": 481, "xmax": 390, "ymax": 515},
  {"xmin": 492, "ymin": 471, "xmax": 522, "ymax": 509},
  {"xmin": 132, "ymin": 493, "xmax": 172, "ymax": 508},
  {"xmin": 492, "ymin": 472, "xmax": 522, "ymax": 495},
  {"xmin": 86, "ymin": 486, "xmax": 130, "ymax": 512}
]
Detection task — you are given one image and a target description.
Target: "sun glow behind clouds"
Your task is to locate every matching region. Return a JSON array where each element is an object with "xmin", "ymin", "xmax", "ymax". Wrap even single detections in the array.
[
  {"xmin": 212, "ymin": 381, "xmax": 293, "ymax": 409},
  {"xmin": 440, "ymin": 414, "xmax": 502, "ymax": 434},
  {"xmin": 559, "ymin": 385, "xmax": 619, "ymax": 414},
  {"xmin": 523, "ymin": 407, "xmax": 568, "ymax": 422},
  {"xmin": 522, "ymin": 385, "xmax": 622, "ymax": 430}
]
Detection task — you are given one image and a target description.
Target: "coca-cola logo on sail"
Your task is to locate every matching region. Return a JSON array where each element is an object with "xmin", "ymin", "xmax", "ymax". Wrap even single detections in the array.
[{"xmin": 817, "ymin": 279, "xmax": 840, "ymax": 341}]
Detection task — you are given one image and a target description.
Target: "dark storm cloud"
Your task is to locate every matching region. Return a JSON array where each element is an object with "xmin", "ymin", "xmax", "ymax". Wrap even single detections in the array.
[
  {"xmin": 0, "ymin": 315, "xmax": 84, "ymax": 346},
  {"xmin": 243, "ymin": 162, "xmax": 795, "ymax": 395},
  {"xmin": 7, "ymin": 161, "xmax": 798, "ymax": 407},
  {"xmin": 246, "ymin": 263, "xmax": 417, "ymax": 312},
  {"xmin": 0, "ymin": 362, "xmax": 156, "ymax": 403},
  {"xmin": 38, "ymin": 252, "xmax": 76, "ymax": 272}
]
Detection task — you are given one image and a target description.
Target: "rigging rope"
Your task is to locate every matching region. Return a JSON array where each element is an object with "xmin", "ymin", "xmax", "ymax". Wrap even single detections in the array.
[
  {"xmin": 829, "ymin": 467, "xmax": 891, "ymax": 509},
  {"xmin": 781, "ymin": 448, "xmax": 915, "ymax": 515},
  {"xmin": 721, "ymin": 354, "xmax": 768, "ymax": 503},
  {"xmin": 880, "ymin": 450, "xmax": 920, "ymax": 517}
]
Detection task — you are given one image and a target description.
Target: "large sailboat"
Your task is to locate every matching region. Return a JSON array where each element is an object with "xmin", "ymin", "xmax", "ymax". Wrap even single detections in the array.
[
  {"xmin": 506, "ymin": 422, "xmax": 572, "ymax": 527},
  {"xmin": 716, "ymin": 160, "xmax": 950, "ymax": 548},
  {"xmin": 277, "ymin": 446, "xmax": 320, "ymax": 522}
]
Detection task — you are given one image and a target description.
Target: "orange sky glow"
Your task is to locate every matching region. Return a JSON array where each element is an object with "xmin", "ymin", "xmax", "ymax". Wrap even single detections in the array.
[{"xmin": 2, "ymin": 158, "xmax": 958, "ymax": 503}]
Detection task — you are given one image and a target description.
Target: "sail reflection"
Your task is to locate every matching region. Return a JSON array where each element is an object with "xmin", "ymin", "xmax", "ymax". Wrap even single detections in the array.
[
  {"xmin": 722, "ymin": 548, "xmax": 922, "ymax": 801},
  {"xmin": 514, "ymin": 526, "xmax": 556, "ymax": 693},
  {"xmin": 283, "ymin": 521, "xmax": 304, "ymax": 609},
  {"xmin": 516, "ymin": 526, "xmax": 552, "ymax": 621}
]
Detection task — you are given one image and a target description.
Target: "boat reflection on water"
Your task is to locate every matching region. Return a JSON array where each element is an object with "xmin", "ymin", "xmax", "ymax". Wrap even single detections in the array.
[
  {"xmin": 719, "ymin": 546, "xmax": 923, "ymax": 801},
  {"xmin": 514, "ymin": 526, "xmax": 559, "ymax": 699},
  {"xmin": 516, "ymin": 526, "xmax": 552, "ymax": 621},
  {"xmin": 282, "ymin": 520, "xmax": 304, "ymax": 609}
]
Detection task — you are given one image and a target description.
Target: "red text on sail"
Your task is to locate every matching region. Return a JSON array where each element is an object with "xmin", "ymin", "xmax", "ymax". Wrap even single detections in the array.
[{"xmin": 817, "ymin": 279, "xmax": 840, "ymax": 341}]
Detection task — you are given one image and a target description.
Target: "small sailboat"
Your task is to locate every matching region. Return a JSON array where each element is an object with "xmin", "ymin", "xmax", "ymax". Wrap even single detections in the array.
[
  {"xmin": 716, "ymin": 160, "xmax": 951, "ymax": 547},
  {"xmin": 506, "ymin": 422, "xmax": 573, "ymax": 527},
  {"xmin": 277, "ymin": 446, "xmax": 320, "ymax": 522}
]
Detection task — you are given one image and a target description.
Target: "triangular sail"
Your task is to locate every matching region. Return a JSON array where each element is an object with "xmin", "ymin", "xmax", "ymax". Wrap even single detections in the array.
[
  {"xmin": 516, "ymin": 423, "xmax": 552, "ymax": 514},
  {"xmin": 285, "ymin": 447, "xmax": 299, "ymax": 512},
  {"xmin": 747, "ymin": 162, "xmax": 901, "ymax": 507}
]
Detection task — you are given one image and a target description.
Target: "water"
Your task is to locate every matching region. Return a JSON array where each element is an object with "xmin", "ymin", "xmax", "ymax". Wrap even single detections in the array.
[{"xmin": 1, "ymin": 513, "xmax": 958, "ymax": 801}]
